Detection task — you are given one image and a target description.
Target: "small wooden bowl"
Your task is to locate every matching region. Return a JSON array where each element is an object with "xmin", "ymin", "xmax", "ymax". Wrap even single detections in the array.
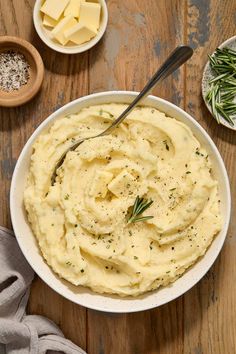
[{"xmin": 0, "ymin": 36, "xmax": 44, "ymax": 107}]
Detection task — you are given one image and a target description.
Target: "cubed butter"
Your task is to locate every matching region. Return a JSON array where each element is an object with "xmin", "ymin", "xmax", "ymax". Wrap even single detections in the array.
[
  {"xmin": 108, "ymin": 170, "xmax": 136, "ymax": 198},
  {"xmin": 41, "ymin": 0, "xmax": 70, "ymax": 21},
  {"xmin": 79, "ymin": 2, "xmax": 101, "ymax": 30},
  {"xmin": 64, "ymin": 22, "xmax": 97, "ymax": 45},
  {"xmin": 64, "ymin": 0, "xmax": 81, "ymax": 18},
  {"xmin": 51, "ymin": 15, "xmax": 77, "ymax": 45},
  {"xmin": 42, "ymin": 14, "xmax": 58, "ymax": 27},
  {"xmin": 89, "ymin": 171, "xmax": 113, "ymax": 198}
]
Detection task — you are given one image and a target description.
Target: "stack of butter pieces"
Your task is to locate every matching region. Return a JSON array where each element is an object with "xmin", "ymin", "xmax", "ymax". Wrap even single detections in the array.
[{"xmin": 41, "ymin": 0, "xmax": 101, "ymax": 46}]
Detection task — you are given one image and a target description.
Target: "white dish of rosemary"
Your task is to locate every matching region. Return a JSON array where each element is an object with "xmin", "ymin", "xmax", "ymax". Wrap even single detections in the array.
[
  {"xmin": 10, "ymin": 92, "xmax": 231, "ymax": 313},
  {"xmin": 202, "ymin": 35, "xmax": 236, "ymax": 130}
]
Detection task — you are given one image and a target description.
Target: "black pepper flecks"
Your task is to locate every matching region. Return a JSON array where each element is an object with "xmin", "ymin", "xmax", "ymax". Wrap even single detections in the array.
[{"xmin": 0, "ymin": 51, "xmax": 30, "ymax": 92}]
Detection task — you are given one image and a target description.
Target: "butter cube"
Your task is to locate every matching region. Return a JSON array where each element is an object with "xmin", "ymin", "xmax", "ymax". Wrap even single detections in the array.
[
  {"xmin": 41, "ymin": 0, "xmax": 70, "ymax": 20},
  {"xmin": 42, "ymin": 14, "xmax": 58, "ymax": 28},
  {"xmin": 89, "ymin": 171, "xmax": 113, "ymax": 198},
  {"xmin": 79, "ymin": 2, "xmax": 101, "ymax": 30},
  {"xmin": 64, "ymin": 0, "xmax": 81, "ymax": 18},
  {"xmin": 51, "ymin": 15, "xmax": 77, "ymax": 45},
  {"xmin": 64, "ymin": 22, "xmax": 97, "ymax": 45},
  {"xmin": 108, "ymin": 170, "xmax": 136, "ymax": 198}
]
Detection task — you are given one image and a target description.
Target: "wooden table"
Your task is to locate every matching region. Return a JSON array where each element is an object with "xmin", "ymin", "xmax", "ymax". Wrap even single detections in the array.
[{"xmin": 0, "ymin": 1, "xmax": 235, "ymax": 353}]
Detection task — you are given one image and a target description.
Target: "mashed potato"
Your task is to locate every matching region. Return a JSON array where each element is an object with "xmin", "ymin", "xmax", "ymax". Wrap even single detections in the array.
[{"xmin": 24, "ymin": 104, "xmax": 222, "ymax": 296}]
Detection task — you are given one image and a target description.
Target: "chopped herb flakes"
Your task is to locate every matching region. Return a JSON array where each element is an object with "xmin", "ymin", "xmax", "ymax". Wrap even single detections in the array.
[
  {"xmin": 163, "ymin": 140, "xmax": 170, "ymax": 151},
  {"xmin": 99, "ymin": 109, "xmax": 114, "ymax": 118},
  {"xmin": 195, "ymin": 149, "xmax": 204, "ymax": 157}
]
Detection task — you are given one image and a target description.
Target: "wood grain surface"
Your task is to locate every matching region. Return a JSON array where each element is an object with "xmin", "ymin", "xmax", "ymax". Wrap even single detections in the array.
[{"xmin": 0, "ymin": 1, "xmax": 235, "ymax": 353}]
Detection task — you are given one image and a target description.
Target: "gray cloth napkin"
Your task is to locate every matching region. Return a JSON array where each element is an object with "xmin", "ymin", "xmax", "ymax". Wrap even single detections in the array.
[{"xmin": 0, "ymin": 226, "xmax": 87, "ymax": 354}]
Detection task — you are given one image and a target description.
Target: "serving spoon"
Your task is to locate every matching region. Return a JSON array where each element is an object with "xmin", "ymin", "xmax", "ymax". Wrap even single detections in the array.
[{"xmin": 51, "ymin": 45, "xmax": 193, "ymax": 185}]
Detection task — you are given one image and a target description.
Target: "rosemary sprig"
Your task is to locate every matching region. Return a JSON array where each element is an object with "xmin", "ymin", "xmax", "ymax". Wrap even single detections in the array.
[
  {"xmin": 127, "ymin": 196, "xmax": 154, "ymax": 224},
  {"xmin": 206, "ymin": 47, "xmax": 236, "ymax": 126}
]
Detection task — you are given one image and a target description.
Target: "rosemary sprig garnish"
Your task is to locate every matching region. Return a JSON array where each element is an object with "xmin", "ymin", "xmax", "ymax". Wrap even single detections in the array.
[
  {"xmin": 206, "ymin": 47, "xmax": 236, "ymax": 126},
  {"xmin": 127, "ymin": 196, "xmax": 154, "ymax": 224}
]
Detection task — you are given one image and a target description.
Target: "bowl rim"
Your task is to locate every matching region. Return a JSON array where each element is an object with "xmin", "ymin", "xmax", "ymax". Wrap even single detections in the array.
[
  {"xmin": 33, "ymin": 0, "xmax": 108, "ymax": 54},
  {"xmin": 10, "ymin": 91, "xmax": 231, "ymax": 313},
  {"xmin": 0, "ymin": 36, "xmax": 44, "ymax": 107}
]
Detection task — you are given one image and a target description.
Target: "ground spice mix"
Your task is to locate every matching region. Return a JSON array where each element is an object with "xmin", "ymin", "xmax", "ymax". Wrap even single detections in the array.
[{"xmin": 0, "ymin": 50, "xmax": 30, "ymax": 92}]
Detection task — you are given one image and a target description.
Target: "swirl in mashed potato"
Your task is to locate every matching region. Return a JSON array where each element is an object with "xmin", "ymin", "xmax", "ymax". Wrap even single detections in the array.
[{"xmin": 24, "ymin": 104, "xmax": 222, "ymax": 296}]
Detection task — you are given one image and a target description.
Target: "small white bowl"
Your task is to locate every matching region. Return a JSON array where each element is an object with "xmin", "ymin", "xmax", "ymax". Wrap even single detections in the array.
[
  {"xmin": 10, "ymin": 92, "xmax": 231, "ymax": 313},
  {"xmin": 33, "ymin": 0, "xmax": 108, "ymax": 54},
  {"xmin": 202, "ymin": 35, "xmax": 236, "ymax": 131}
]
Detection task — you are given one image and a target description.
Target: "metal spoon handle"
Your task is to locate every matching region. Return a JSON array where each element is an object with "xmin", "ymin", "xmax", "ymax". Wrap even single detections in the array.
[
  {"xmin": 51, "ymin": 45, "xmax": 193, "ymax": 185},
  {"xmin": 99, "ymin": 45, "xmax": 193, "ymax": 136}
]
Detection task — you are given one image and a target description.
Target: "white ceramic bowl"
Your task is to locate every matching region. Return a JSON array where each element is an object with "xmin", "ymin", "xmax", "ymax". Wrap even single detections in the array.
[
  {"xmin": 10, "ymin": 92, "xmax": 231, "ymax": 313},
  {"xmin": 33, "ymin": 0, "xmax": 108, "ymax": 54}
]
